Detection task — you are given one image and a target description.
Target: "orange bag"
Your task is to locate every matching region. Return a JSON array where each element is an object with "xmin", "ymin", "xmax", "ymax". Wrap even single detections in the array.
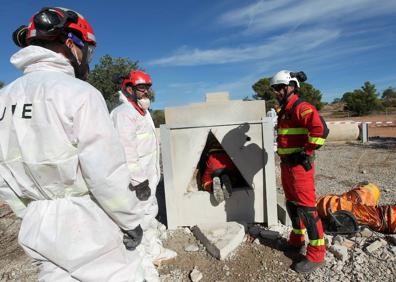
[{"xmin": 317, "ymin": 183, "xmax": 396, "ymax": 234}]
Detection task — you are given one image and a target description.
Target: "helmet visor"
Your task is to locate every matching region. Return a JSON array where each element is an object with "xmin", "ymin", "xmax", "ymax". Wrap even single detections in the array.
[
  {"xmin": 135, "ymin": 84, "xmax": 152, "ymax": 92},
  {"xmin": 271, "ymin": 84, "xmax": 286, "ymax": 92},
  {"xmin": 87, "ymin": 44, "xmax": 95, "ymax": 64}
]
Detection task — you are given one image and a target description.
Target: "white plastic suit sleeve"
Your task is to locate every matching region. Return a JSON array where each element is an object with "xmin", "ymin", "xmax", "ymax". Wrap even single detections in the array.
[
  {"xmin": 0, "ymin": 177, "xmax": 26, "ymax": 218},
  {"xmin": 74, "ymin": 91, "xmax": 143, "ymax": 230},
  {"xmin": 112, "ymin": 111, "xmax": 147, "ymax": 186}
]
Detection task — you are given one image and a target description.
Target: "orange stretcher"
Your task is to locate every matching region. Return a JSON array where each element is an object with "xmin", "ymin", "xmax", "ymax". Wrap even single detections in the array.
[{"xmin": 317, "ymin": 183, "xmax": 396, "ymax": 234}]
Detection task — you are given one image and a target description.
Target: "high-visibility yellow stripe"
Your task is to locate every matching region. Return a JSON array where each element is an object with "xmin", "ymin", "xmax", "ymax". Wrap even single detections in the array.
[
  {"xmin": 293, "ymin": 228, "xmax": 306, "ymax": 235},
  {"xmin": 277, "ymin": 147, "xmax": 304, "ymax": 154},
  {"xmin": 278, "ymin": 128, "xmax": 309, "ymax": 135},
  {"xmin": 308, "ymin": 136, "xmax": 326, "ymax": 145},
  {"xmin": 309, "ymin": 238, "xmax": 325, "ymax": 246},
  {"xmin": 301, "ymin": 109, "xmax": 313, "ymax": 118}
]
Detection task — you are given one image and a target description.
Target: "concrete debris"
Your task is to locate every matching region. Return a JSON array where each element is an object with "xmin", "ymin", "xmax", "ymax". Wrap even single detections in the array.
[
  {"xmin": 365, "ymin": 239, "xmax": 387, "ymax": 254},
  {"xmin": 184, "ymin": 244, "xmax": 199, "ymax": 252},
  {"xmin": 253, "ymin": 238, "xmax": 261, "ymax": 245},
  {"xmin": 183, "ymin": 227, "xmax": 192, "ymax": 235},
  {"xmin": 356, "ymin": 227, "xmax": 374, "ymax": 238},
  {"xmin": 191, "ymin": 222, "xmax": 245, "ymax": 260},
  {"xmin": 332, "ymin": 235, "xmax": 344, "ymax": 245},
  {"xmin": 328, "ymin": 244, "xmax": 349, "ymax": 262},
  {"xmin": 340, "ymin": 239, "xmax": 355, "ymax": 249},
  {"xmin": 190, "ymin": 267, "xmax": 203, "ymax": 282}
]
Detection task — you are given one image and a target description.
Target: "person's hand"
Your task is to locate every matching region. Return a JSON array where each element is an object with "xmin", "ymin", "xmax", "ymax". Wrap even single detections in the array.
[
  {"xmin": 123, "ymin": 225, "xmax": 143, "ymax": 250},
  {"xmin": 129, "ymin": 179, "xmax": 151, "ymax": 201}
]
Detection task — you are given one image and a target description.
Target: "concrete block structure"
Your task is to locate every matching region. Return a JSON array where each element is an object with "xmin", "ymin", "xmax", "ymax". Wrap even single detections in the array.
[{"xmin": 161, "ymin": 92, "xmax": 278, "ymax": 229}]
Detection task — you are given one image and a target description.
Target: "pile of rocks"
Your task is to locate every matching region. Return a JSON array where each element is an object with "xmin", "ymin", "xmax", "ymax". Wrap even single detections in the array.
[{"xmin": 254, "ymin": 224, "xmax": 396, "ymax": 281}]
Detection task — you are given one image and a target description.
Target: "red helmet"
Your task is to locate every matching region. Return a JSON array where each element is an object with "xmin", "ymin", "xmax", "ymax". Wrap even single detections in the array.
[
  {"xmin": 122, "ymin": 70, "xmax": 152, "ymax": 89},
  {"xmin": 13, "ymin": 7, "xmax": 96, "ymax": 47}
]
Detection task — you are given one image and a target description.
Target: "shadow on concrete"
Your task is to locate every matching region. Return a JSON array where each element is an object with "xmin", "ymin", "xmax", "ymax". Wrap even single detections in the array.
[
  {"xmin": 220, "ymin": 123, "xmax": 267, "ymax": 223},
  {"xmin": 155, "ymin": 176, "xmax": 167, "ymax": 226}
]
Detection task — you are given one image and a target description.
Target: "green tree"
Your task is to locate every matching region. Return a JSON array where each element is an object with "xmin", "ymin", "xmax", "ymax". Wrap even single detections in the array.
[
  {"xmin": 88, "ymin": 55, "xmax": 155, "ymax": 111},
  {"xmin": 342, "ymin": 81, "xmax": 381, "ymax": 116},
  {"xmin": 0, "ymin": 81, "xmax": 4, "ymax": 89},
  {"xmin": 381, "ymin": 87, "xmax": 396, "ymax": 107},
  {"xmin": 251, "ymin": 77, "xmax": 277, "ymax": 110},
  {"xmin": 251, "ymin": 77, "xmax": 324, "ymax": 110},
  {"xmin": 299, "ymin": 82, "xmax": 324, "ymax": 110},
  {"xmin": 151, "ymin": 109, "xmax": 165, "ymax": 127}
]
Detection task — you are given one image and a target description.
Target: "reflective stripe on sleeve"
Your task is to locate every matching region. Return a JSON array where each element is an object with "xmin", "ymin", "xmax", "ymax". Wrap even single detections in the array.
[
  {"xmin": 301, "ymin": 109, "xmax": 313, "ymax": 118},
  {"xmin": 308, "ymin": 136, "xmax": 326, "ymax": 145}
]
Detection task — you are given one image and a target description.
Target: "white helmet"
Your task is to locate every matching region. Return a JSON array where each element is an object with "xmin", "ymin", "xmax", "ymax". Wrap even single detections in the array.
[{"xmin": 270, "ymin": 70, "xmax": 301, "ymax": 88}]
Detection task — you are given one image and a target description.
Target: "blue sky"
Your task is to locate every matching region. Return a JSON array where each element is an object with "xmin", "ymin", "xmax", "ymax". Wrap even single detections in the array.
[{"xmin": 1, "ymin": 0, "xmax": 395, "ymax": 109}]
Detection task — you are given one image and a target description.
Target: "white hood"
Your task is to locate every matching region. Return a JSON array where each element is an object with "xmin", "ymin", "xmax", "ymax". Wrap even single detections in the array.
[{"xmin": 10, "ymin": 45, "xmax": 75, "ymax": 77}]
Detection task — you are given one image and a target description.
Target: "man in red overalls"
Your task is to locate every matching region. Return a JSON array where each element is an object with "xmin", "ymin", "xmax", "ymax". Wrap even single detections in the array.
[
  {"xmin": 270, "ymin": 70, "xmax": 329, "ymax": 273},
  {"xmin": 201, "ymin": 140, "xmax": 237, "ymax": 204}
]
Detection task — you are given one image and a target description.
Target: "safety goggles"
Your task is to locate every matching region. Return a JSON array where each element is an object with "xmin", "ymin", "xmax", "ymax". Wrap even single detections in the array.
[
  {"xmin": 134, "ymin": 84, "xmax": 152, "ymax": 92},
  {"xmin": 271, "ymin": 84, "xmax": 286, "ymax": 92},
  {"xmin": 68, "ymin": 32, "xmax": 95, "ymax": 64}
]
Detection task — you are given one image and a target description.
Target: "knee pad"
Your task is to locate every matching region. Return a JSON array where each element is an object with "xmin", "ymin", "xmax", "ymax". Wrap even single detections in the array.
[{"xmin": 297, "ymin": 206, "xmax": 320, "ymax": 239}]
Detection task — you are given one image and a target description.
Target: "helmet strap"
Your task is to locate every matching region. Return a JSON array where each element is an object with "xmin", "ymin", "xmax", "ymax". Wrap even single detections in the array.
[{"xmin": 122, "ymin": 88, "xmax": 137, "ymax": 103}]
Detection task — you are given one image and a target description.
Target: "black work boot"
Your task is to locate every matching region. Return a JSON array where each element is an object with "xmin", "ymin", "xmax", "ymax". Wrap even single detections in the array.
[
  {"xmin": 220, "ymin": 174, "xmax": 232, "ymax": 199},
  {"xmin": 294, "ymin": 259, "xmax": 324, "ymax": 273}
]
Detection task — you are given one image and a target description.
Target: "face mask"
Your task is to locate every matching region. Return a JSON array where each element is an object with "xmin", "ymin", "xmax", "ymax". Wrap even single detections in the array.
[{"xmin": 137, "ymin": 98, "xmax": 151, "ymax": 111}]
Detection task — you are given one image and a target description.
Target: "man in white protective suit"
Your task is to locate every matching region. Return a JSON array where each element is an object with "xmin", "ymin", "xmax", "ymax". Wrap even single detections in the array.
[
  {"xmin": 0, "ymin": 7, "xmax": 158, "ymax": 282},
  {"xmin": 111, "ymin": 71, "xmax": 177, "ymax": 265}
]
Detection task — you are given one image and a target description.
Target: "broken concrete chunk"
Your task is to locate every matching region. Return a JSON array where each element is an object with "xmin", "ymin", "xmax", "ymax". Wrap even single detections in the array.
[
  {"xmin": 329, "ymin": 244, "xmax": 349, "ymax": 262},
  {"xmin": 365, "ymin": 239, "xmax": 387, "ymax": 254},
  {"xmin": 185, "ymin": 244, "xmax": 200, "ymax": 252},
  {"xmin": 356, "ymin": 227, "xmax": 373, "ymax": 238},
  {"xmin": 192, "ymin": 222, "xmax": 245, "ymax": 260},
  {"xmin": 190, "ymin": 267, "xmax": 203, "ymax": 282}
]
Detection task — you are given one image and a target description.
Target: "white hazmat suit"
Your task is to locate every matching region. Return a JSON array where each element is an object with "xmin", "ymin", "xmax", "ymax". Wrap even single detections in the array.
[
  {"xmin": 111, "ymin": 91, "xmax": 176, "ymax": 263},
  {"xmin": 0, "ymin": 46, "xmax": 157, "ymax": 281}
]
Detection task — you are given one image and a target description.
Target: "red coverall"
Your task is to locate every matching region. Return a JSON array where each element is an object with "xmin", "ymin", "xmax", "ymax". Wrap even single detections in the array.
[
  {"xmin": 277, "ymin": 94, "xmax": 328, "ymax": 263},
  {"xmin": 202, "ymin": 149, "xmax": 237, "ymax": 192}
]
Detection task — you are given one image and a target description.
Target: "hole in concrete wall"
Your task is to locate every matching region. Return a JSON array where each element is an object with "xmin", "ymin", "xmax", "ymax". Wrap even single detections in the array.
[{"xmin": 186, "ymin": 131, "xmax": 249, "ymax": 194}]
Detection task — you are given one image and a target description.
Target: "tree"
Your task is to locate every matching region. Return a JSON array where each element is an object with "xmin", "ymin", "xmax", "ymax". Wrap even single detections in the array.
[
  {"xmin": 0, "ymin": 81, "xmax": 4, "ymax": 89},
  {"xmin": 251, "ymin": 77, "xmax": 324, "ymax": 110},
  {"xmin": 88, "ymin": 55, "xmax": 155, "ymax": 111},
  {"xmin": 381, "ymin": 87, "xmax": 396, "ymax": 107},
  {"xmin": 341, "ymin": 81, "xmax": 381, "ymax": 116},
  {"xmin": 299, "ymin": 82, "xmax": 324, "ymax": 110},
  {"xmin": 151, "ymin": 109, "xmax": 165, "ymax": 128},
  {"xmin": 331, "ymin": 98, "xmax": 341, "ymax": 104},
  {"xmin": 251, "ymin": 77, "xmax": 277, "ymax": 110}
]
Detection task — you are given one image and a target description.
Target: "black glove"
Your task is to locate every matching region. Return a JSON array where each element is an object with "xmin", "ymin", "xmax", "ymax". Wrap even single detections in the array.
[
  {"xmin": 123, "ymin": 225, "xmax": 143, "ymax": 250},
  {"xmin": 297, "ymin": 151, "xmax": 312, "ymax": 171},
  {"xmin": 129, "ymin": 179, "xmax": 151, "ymax": 201}
]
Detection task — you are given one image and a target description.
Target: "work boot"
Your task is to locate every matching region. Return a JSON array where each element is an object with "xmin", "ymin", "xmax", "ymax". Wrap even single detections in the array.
[
  {"xmin": 221, "ymin": 174, "xmax": 232, "ymax": 200},
  {"xmin": 294, "ymin": 259, "xmax": 324, "ymax": 273},
  {"xmin": 213, "ymin": 177, "xmax": 224, "ymax": 203}
]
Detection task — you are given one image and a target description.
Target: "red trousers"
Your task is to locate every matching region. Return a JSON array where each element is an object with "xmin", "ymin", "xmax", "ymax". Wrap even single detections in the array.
[{"xmin": 281, "ymin": 162, "xmax": 325, "ymax": 263}]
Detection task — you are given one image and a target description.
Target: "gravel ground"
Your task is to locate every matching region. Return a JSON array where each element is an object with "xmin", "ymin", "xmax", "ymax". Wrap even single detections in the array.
[{"xmin": 1, "ymin": 139, "xmax": 395, "ymax": 281}]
